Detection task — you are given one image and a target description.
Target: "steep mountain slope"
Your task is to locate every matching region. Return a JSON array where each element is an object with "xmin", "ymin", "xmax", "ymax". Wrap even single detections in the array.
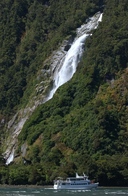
[
  {"xmin": 0, "ymin": 0, "xmax": 102, "ymax": 155},
  {"xmin": 0, "ymin": 0, "xmax": 128, "ymax": 186},
  {"xmin": 4, "ymin": 11, "xmax": 103, "ymax": 166}
]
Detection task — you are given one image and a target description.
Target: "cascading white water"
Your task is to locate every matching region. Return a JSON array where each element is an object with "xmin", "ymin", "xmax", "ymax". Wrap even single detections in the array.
[
  {"xmin": 47, "ymin": 12, "xmax": 103, "ymax": 100},
  {"xmin": 6, "ymin": 148, "xmax": 15, "ymax": 165},
  {"xmin": 47, "ymin": 34, "xmax": 88, "ymax": 100},
  {"xmin": 4, "ymin": 12, "xmax": 103, "ymax": 165}
]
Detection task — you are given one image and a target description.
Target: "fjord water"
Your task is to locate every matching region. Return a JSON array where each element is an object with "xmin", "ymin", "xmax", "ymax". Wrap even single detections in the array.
[{"xmin": 0, "ymin": 187, "xmax": 128, "ymax": 196}]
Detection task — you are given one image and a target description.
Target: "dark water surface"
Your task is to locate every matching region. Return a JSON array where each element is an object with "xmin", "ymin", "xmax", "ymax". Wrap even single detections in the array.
[{"xmin": 0, "ymin": 187, "xmax": 128, "ymax": 196}]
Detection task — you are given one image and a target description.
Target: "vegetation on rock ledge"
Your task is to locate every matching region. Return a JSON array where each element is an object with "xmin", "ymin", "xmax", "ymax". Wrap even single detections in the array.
[{"xmin": 0, "ymin": 0, "xmax": 128, "ymax": 186}]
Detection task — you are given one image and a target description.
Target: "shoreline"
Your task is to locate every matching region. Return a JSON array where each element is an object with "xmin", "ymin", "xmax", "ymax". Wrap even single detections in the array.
[{"xmin": 0, "ymin": 184, "xmax": 53, "ymax": 188}]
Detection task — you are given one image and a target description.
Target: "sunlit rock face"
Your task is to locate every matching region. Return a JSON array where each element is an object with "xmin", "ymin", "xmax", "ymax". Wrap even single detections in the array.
[
  {"xmin": 3, "ymin": 12, "xmax": 103, "ymax": 165},
  {"xmin": 46, "ymin": 12, "xmax": 103, "ymax": 101}
]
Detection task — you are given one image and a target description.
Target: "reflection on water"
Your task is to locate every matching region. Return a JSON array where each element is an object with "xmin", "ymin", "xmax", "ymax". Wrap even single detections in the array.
[{"xmin": 0, "ymin": 187, "xmax": 128, "ymax": 196}]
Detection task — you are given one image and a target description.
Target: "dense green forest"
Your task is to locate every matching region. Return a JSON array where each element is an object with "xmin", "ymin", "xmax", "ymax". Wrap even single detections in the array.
[{"xmin": 0, "ymin": 0, "xmax": 128, "ymax": 186}]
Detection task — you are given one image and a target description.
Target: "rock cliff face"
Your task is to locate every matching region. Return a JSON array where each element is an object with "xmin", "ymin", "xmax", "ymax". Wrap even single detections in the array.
[
  {"xmin": 3, "ymin": 39, "xmax": 68, "ymax": 164},
  {"xmin": 3, "ymin": 12, "xmax": 102, "ymax": 164}
]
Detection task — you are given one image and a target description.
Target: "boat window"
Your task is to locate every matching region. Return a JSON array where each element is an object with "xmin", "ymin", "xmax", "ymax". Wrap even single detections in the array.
[{"xmin": 70, "ymin": 178, "xmax": 76, "ymax": 181}]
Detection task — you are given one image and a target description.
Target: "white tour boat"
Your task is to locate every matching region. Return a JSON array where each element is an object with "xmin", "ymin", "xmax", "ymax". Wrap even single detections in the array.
[{"xmin": 53, "ymin": 173, "xmax": 99, "ymax": 190}]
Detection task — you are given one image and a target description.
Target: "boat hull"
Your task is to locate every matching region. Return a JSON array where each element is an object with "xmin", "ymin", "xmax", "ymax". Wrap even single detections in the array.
[{"xmin": 54, "ymin": 182, "xmax": 99, "ymax": 190}]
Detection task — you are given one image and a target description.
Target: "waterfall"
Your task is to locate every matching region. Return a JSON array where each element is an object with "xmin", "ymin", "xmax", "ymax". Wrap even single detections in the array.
[
  {"xmin": 47, "ymin": 12, "xmax": 103, "ymax": 100},
  {"xmin": 4, "ymin": 12, "xmax": 103, "ymax": 165},
  {"xmin": 6, "ymin": 148, "xmax": 15, "ymax": 165}
]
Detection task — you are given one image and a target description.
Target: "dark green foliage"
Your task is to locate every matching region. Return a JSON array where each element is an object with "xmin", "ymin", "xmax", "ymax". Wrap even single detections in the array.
[
  {"xmin": 0, "ymin": 0, "xmax": 128, "ymax": 186},
  {"xmin": 0, "ymin": 0, "xmax": 101, "ymax": 114}
]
